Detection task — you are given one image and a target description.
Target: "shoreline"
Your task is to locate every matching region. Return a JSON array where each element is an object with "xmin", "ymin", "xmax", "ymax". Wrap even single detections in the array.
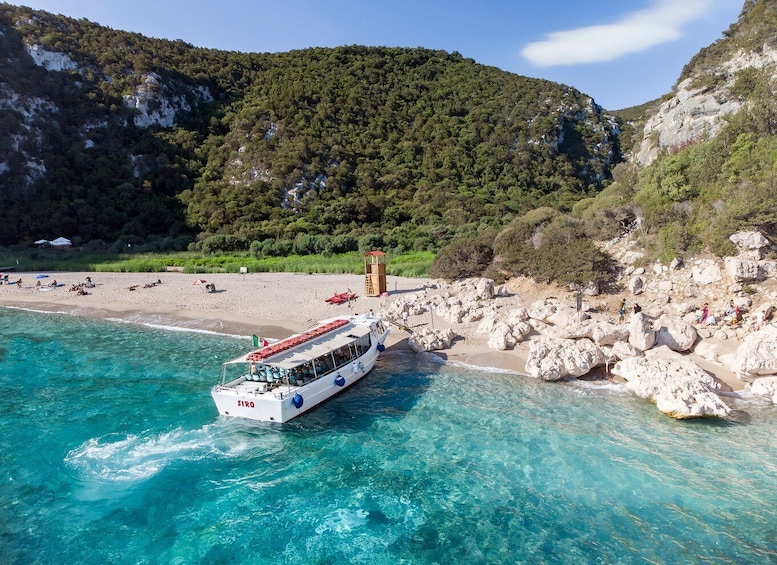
[
  {"xmin": 0, "ymin": 270, "xmax": 430, "ymax": 347},
  {"xmin": 0, "ymin": 270, "xmax": 745, "ymax": 392}
]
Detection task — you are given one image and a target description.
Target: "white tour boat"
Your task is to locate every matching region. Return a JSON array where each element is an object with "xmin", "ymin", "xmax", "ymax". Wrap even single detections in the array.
[{"xmin": 211, "ymin": 313, "xmax": 390, "ymax": 423}]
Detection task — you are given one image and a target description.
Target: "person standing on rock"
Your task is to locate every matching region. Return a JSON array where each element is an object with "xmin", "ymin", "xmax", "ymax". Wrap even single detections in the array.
[
  {"xmin": 618, "ymin": 298, "xmax": 627, "ymax": 323},
  {"xmin": 698, "ymin": 303, "xmax": 709, "ymax": 324},
  {"xmin": 755, "ymin": 309, "xmax": 765, "ymax": 330}
]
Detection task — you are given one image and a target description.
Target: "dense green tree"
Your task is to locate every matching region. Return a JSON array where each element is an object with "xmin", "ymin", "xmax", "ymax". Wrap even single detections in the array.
[{"xmin": 0, "ymin": 4, "xmax": 619, "ymax": 250}]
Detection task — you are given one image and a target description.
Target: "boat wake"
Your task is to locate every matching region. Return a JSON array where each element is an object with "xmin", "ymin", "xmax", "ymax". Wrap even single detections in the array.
[{"xmin": 64, "ymin": 422, "xmax": 257, "ymax": 484}]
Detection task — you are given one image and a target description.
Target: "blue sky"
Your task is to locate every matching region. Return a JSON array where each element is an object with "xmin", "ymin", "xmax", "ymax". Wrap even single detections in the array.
[{"xmin": 8, "ymin": 0, "xmax": 743, "ymax": 110}]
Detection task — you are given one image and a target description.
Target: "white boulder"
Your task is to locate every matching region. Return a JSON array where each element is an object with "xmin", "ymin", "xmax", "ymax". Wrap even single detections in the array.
[
  {"xmin": 475, "ymin": 278, "xmax": 495, "ymax": 300},
  {"xmin": 487, "ymin": 322, "xmax": 519, "ymax": 351},
  {"xmin": 528, "ymin": 299, "xmax": 558, "ymax": 323},
  {"xmin": 729, "ymin": 231, "xmax": 770, "ymax": 254},
  {"xmin": 654, "ymin": 315, "xmax": 697, "ymax": 352},
  {"xmin": 507, "ymin": 308, "xmax": 530, "ymax": 324},
  {"xmin": 692, "ymin": 260, "xmax": 723, "ymax": 285},
  {"xmin": 692, "ymin": 338, "xmax": 728, "ymax": 363},
  {"xmin": 609, "ymin": 340, "xmax": 644, "ymax": 360},
  {"xmin": 628, "ymin": 312, "xmax": 656, "ymax": 351},
  {"xmin": 725, "ymin": 257, "xmax": 763, "ymax": 283},
  {"xmin": 729, "ymin": 324, "xmax": 777, "ymax": 381},
  {"xmin": 562, "ymin": 320, "xmax": 629, "ymax": 346},
  {"xmin": 525, "ymin": 337, "xmax": 605, "ymax": 381},
  {"xmin": 628, "ymin": 276, "xmax": 644, "ymax": 295},
  {"xmin": 407, "ymin": 328, "xmax": 457, "ymax": 353},
  {"xmin": 747, "ymin": 376, "xmax": 777, "ymax": 404},
  {"xmin": 611, "ymin": 346, "xmax": 731, "ymax": 419}
]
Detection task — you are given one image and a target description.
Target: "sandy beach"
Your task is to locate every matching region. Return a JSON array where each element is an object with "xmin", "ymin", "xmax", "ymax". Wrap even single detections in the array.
[
  {"xmin": 0, "ymin": 271, "xmax": 427, "ymax": 338},
  {"xmin": 0, "ymin": 270, "xmax": 742, "ymax": 390}
]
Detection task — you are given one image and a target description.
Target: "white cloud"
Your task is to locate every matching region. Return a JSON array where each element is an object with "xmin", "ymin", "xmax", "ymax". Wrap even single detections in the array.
[{"xmin": 521, "ymin": 0, "xmax": 712, "ymax": 66}]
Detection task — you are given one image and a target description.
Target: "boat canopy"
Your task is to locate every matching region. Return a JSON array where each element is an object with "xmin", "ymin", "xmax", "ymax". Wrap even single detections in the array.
[{"xmin": 222, "ymin": 324, "xmax": 371, "ymax": 369}]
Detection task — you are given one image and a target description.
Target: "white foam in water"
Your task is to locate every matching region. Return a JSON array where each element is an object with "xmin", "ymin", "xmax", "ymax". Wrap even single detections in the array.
[
  {"xmin": 65, "ymin": 423, "xmax": 254, "ymax": 484},
  {"xmin": 105, "ymin": 316, "xmax": 250, "ymax": 340},
  {"xmin": 2, "ymin": 304, "xmax": 72, "ymax": 316}
]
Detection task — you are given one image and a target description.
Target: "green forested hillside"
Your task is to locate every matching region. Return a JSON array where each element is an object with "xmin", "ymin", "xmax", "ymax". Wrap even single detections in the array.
[
  {"xmin": 0, "ymin": 4, "xmax": 619, "ymax": 252},
  {"xmin": 433, "ymin": 0, "xmax": 777, "ymax": 285}
]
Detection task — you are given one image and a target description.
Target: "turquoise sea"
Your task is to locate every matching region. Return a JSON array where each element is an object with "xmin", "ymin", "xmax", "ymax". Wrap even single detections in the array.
[{"xmin": 2, "ymin": 307, "xmax": 777, "ymax": 564}]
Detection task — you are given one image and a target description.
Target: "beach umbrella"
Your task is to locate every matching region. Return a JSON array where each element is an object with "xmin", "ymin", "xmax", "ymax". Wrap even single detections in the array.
[
  {"xmin": 35, "ymin": 274, "xmax": 49, "ymax": 279},
  {"xmin": 193, "ymin": 279, "xmax": 207, "ymax": 285}
]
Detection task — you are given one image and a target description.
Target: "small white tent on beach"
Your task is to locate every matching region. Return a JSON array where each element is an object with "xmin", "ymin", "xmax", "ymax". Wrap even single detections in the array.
[{"xmin": 49, "ymin": 237, "xmax": 72, "ymax": 248}]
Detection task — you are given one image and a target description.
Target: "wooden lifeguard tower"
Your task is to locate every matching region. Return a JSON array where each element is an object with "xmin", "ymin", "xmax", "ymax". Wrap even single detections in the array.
[{"xmin": 363, "ymin": 250, "xmax": 387, "ymax": 297}]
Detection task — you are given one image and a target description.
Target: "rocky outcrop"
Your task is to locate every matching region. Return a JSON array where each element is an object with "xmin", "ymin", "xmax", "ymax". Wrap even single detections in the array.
[
  {"xmin": 628, "ymin": 276, "xmax": 644, "ymax": 295},
  {"xmin": 408, "ymin": 327, "xmax": 457, "ymax": 353},
  {"xmin": 477, "ymin": 312, "xmax": 532, "ymax": 351},
  {"xmin": 692, "ymin": 260, "xmax": 723, "ymax": 285},
  {"xmin": 628, "ymin": 312, "xmax": 656, "ymax": 351},
  {"xmin": 692, "ymin": 338, "xmax": 729, "ymax": 363},
  {"xmin": 748, "ymin": 377, "xmax": 777, "ymax": 404},
  {"xmin": 730, "ymin": 325, "xmax": 777, "ymax": 381},
  {"xmin": 525, "ymin": 337, "xmax": 604, "ymax": 381},
  {"xmin": 725, "ymin": 258, "xmax": 765, "ymax": 283},
  {"xmin": 611, "ymin": 347, "xmax": 731, "ymax": 419},
  {"xmin": 123, "ymin": 73, "xmax": 213, "ymax": 129},
  {"xmin": 635, "ymin": 47, "xmax": 777, "ymax": 166},
  {"xmin": 25, "ymin": 43, "xmax": 78, "ymax": 71},
  {"xmin": 607, "ymin": 341, "xmax": 643, "ymax": 361},
  {"xmin": 654, "ymin": 315, "xmax": 697, "ymax": 352},
  {"xmin": 562, "ymin": 319, "xmax": 629, "ymax": 346},
  {"xmin": 730, "ymin": 231, "xmax": 771, "ymax": 259}
]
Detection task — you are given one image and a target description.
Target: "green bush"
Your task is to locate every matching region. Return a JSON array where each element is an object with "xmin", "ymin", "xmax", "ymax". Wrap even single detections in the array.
[
  {"xmin": 519, "ymin": 206, "xmax": 559, "ymax": 228},
  {"xmin": 429, "ymin": 240, "xmax": 493, "ymax": 280},
  {"xmin": 201, "ymin": 234, "xmax": 246, "ymax": 254},
  {"xmin": 358, "ymin": 233, "xmax": 384, "ymax": 253}
]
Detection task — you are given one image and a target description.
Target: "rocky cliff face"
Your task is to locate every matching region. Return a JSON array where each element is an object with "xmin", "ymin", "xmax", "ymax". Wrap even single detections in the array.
[
  {"xmin": 634, "ymin": 0, "xmax": 777, "ymax": 165},
  {"xmin": 634, "ymin": 45, "xmax": 777, "ymax": 166}
]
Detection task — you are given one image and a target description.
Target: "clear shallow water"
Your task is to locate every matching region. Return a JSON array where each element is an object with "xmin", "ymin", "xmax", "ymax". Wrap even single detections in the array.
[{"xmin": 2, "ymin": 307, "xmax": 777, "ymax": 564}]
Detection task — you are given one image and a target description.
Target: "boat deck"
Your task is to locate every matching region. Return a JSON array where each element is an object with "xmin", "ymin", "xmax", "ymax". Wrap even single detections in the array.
[{"xmin": 218, "ymin": 379, "xmax": 294, "ymax": 396}]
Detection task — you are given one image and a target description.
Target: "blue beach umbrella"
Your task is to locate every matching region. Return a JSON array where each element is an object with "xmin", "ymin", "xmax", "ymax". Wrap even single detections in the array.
[{"xmin": 35, "ymin": 274, "xmax": 49, "ymax": 279}]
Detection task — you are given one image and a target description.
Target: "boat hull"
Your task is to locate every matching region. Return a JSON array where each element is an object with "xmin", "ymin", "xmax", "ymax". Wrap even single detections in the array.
[{"xmin": 211, "ymin": 318, "xmax": 389, "ymax": 423}]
